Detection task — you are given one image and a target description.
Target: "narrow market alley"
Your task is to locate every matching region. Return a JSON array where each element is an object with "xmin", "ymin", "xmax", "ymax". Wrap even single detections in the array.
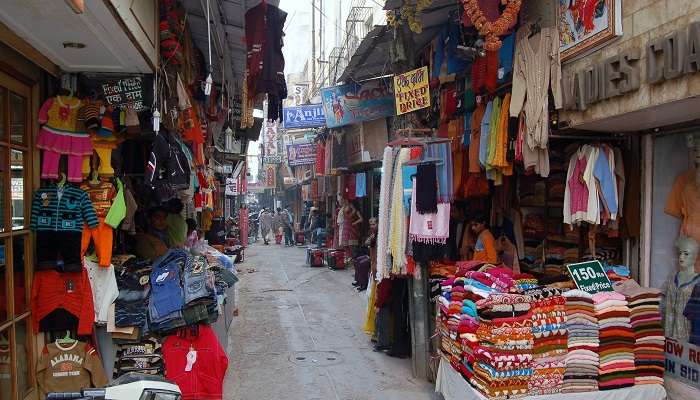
[{"xmin": 223, "ymin": 243, "xmax": 437, "ymax": 400}]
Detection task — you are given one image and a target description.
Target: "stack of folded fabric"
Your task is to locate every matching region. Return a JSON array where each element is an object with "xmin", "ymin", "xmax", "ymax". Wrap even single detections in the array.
[
  {"xmin": 525, "ymin": 287, "xmax": 567, "ymax": 395},
  {"xmin": 513, "ymin": 274, "xmax": 538, "ymax": 291},
  {"xmin": 605, "ymin": 264, "xmax": 631, "ymax": 282},
  {"xmin": 613, "ymin": 280, "xmax": 665, "ymax": 386},
  {"xmin": 593, "ymin": 291, "xmax": 636, "ymax": 390},
  {"xmin": 562, "ymin": 289, "xmax": 599, "ymax": 393},
  {"xmin": 437, "ymin": 278, "xmax": 467, "ymax": 369},
  {"xmin": 471, "ymin": 293, "xmax": 534, "ymax": 399}
]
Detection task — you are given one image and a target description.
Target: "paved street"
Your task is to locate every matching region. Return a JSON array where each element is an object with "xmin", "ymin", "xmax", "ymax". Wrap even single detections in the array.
[{"xmin": 223, "ymin": 243, "xmax": 437, "ymax": 400}]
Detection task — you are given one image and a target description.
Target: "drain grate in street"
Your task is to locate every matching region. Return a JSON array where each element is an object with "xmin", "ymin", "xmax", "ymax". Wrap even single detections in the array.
[{"xmin": 288, "ymin": 351, "xmax": 343, "ymax": 367}]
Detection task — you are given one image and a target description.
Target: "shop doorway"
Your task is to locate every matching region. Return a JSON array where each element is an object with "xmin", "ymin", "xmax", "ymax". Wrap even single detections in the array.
[{"xmin": 0, "ymin": 69, "xmax": 35, "ymax": 400}]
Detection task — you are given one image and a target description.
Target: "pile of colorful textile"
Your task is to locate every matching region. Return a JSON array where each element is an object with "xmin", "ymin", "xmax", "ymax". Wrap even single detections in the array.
[
  {"xmin": 525, "ymin": 287, "xmax": 567, "ymax": 395},
  {"xmin": 513, "ymin": 274, "xmax": 538, "ymax": 291},
  {"xmin": 613, "ymin": 280, "xmax": 665, "ymax": 386},
  {"xmin": 562, "ymin": 289, "xmax": 599, "ymax": 393},
  {"xmin": 605, "ymin": 264, "xmax": 631, "ymax": 281},
  {"xmin": 472, "ymin": 293, "xmax": 534, "ymax": 399},
  {"xmin": 593, "ymin": 292, "xmax": 636, "ymax": 390}
]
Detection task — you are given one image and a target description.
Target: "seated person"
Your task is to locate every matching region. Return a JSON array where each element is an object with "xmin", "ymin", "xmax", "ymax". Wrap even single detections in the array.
[{"xmin": 134, "ymin": 207, "xmax": 169, "ymax": 261}]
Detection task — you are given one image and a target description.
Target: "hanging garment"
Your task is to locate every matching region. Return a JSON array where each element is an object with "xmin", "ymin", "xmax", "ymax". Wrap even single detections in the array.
[
  {"xmin": 36, "ymin": 341, "xmax": 108, "ymax": 397},
  {"xmin": 510, "ymin": 25, "xmax": 562, "ymax": 178},
  {"xmin": 84, "ymin": 259, "xmax": 119, "ymax": 324},
  {"xmin": 355, "ymin": 172, "xmax": 367, "ymax": 197},
  {"xmin": 409, "ymin": 180, "xmax": 450, "ymax": 245},
  {"xmin": 389, "ymin": 149, "xmax": 411, "ymax": 274},
  {"xmin": 469, "ymin": 103, "xmax": 486, "ymax": 173},
  {"xmin": 426, "ymin": 142, "xmax": 454, "ymax": 203},
  {"xmin": 31, "ymin": 269, "xmax": 95, "ymax": 335},
  {"xmin": 415, "ymin": 163, "xmax": 439, "ymax": 214},
  {"xmin": 376, "ymin": 147, "xmax": 396, "ymax": 281}
]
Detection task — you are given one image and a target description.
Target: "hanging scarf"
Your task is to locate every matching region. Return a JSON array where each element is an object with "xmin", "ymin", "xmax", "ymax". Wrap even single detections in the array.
[
  {"xmin": 409, "ymin": 179, "xmax": 451, "ymax": 244},
  {"xmin": 426, "ymin": 142, "xmax": 454, "ymax": 203},
  {"xmin": 389, "ymin": 148, "xmax": 411, "ymax": 275},
  {"xmin": 376, "ymin": 147, "xmax": 396, "ymax": 281},
  {"xmin": 415, "ymin": 163, "xmax": 438, "ymax": 214}
]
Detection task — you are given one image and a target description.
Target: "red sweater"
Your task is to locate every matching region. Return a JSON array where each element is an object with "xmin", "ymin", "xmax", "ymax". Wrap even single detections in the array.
[
  {"xmin": 163, "ymin": 324, "xmax": 229, "ymax": 400},
  {"xmin": 31, "ymin": 269, "xmax": 95, "ymax": 335}
]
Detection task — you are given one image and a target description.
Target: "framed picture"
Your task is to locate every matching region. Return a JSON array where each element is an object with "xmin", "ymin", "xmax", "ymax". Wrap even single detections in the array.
[{"xmin": 559, "ymin": 0, "xmax": 623, "ymax": 60}]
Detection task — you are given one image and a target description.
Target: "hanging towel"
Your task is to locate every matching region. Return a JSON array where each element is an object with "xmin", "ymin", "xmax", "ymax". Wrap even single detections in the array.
[
  {"xmin": 355, "ymin": 172, "xmax": 367, "ymax": 197},
  {"xmin": 402, "ymin": 165, "xmax": 417, "ymax": 212},
  {"xmin": 376, "ymin": 147, "xmax": 396, "ymax": 281},
  {"xmin": 409, "ymin": 178, "xmax": 450, "ymax": 244},
  {"xmin": 415, "ymin": 163, "xmax": 438, "ymax": 214}
]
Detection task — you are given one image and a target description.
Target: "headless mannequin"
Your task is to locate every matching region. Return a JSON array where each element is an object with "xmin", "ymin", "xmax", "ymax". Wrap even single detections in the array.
[{"xmin": 664, "ymin": 236, "xmax": 700, "ymax": 341}]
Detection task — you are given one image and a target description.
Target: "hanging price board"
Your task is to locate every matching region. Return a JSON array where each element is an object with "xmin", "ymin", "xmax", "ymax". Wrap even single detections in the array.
[{"xmin": 566, "ymin": 260, "xmax": 613, "ymax": 294}]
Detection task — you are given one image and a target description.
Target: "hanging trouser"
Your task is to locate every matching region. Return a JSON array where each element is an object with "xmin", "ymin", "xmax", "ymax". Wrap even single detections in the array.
[
  {"xmin": 42, "ymin": 150, "xmax": 85, "ymax": 182},
  {"xmin": 81, "ymin": 217, "xmax": 114, "ymax": 267}
]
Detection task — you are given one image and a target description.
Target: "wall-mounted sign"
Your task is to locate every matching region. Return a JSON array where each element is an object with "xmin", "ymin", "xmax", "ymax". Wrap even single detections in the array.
[
  {"xmin": 665, "ymin": 338, "xmax": 700, "ymax": 390},
  {"xmin": 283, "ymin": 104, "xmax": 326, "ymax": 129},
  {"xmin": 263, "ymin": 165, "xmax": 276, "ymax": 188},
  {"xmin": 263, "ymin": 120, "xmax": 280, "ymax": 163},
  {"xmin": 286, "ymin": 143, "xmax": 317, "ymax": 166},
  {"xmin": 394, "ymin": 66, "xmax": 430, "ymax": 115},
  {"xmin": 101, "ymin": 77, "xmax": 146, "ymax": 111},
  {"xmin": 565, "ymin": 21, "xmax": 700, "ymax": 111},
  {"xmin": 320, "ymin": 78, "xmax": 395, "ymax": 128},
  {"xmin": 283, "ymin": 177, "xmax": 298, "ymax": 185}
]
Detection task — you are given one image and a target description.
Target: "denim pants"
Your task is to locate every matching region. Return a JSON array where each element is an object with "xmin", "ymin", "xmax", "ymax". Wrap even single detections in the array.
[{"xmin": 283, "ymin": 225, "xmax": 294, "ymax": 245}]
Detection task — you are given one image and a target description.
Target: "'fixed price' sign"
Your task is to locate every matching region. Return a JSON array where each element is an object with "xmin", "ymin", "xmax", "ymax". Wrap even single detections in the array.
[{"xmin": 566, "ymin": 260, "xmax": 613, "ymax": 293}]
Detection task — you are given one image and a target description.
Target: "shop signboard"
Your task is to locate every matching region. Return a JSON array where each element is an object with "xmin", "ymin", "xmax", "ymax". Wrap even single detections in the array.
[
  {"xmin": 393, "ymin": 66, "xmax": 430, "ymax": 115},
  {"xmin": 263, "ymin": 120, "xmax": 280, "ymax": 163},
  {"xmin": 101, "ymin": 77, "xmax": 147, "ymax": 111},
  {"xmin": 225, "ymin": 178, "xmax": 237, "ymax": 196},
  {"xmin": 286, "ymin": 143, "xmax": 316, "ymax": 166},
  {"xmin": 566, "ymin": 260, "xmax": 613, "ymax": 293},
  {"xmin": 263, "ymin": 165, "xmax": 276, "ymax": 188},
  {"xmin": 320, "ymin": 78, "xmax": 395, "ymax": 128},
  {"xmin": 283, "ymin": 104, "xmax": 326, "ymax": 129},
  {"xmin": 665, "ymin": 337, "xmax": 700, "ymax": 389}
]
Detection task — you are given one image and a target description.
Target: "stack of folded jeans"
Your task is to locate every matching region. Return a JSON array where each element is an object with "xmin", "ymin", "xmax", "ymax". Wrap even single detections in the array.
[
  {"xmin": 562, "ymin": 289, "xmax": 599, "ymax": 393},
  {"xmin": 113, "ymin": 259, "xmax": 152, "ymax": 336},
  {"xmin": 149, "ymin": 250, "xmax": 187, "ymax": 333}
]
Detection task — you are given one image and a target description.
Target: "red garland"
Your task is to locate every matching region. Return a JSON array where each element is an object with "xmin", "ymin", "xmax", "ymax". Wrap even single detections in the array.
[{"xmin": 462, "ymin": 0, "xmax": 522, "ymax": 51}]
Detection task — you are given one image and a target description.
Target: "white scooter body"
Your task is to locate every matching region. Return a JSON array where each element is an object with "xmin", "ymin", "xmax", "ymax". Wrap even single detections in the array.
[{"xmin": 105, "ymin": 379, "xmax": 181, "ymax": 399}]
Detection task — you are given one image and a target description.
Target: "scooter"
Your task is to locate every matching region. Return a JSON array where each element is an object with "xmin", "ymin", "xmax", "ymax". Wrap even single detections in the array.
[{"xmin": 46, "ymin": 373, "xmax": 181, "ymax": 400}]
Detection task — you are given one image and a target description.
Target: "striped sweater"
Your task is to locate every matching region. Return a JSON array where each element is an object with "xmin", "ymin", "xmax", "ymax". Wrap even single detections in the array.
[{"xmin": 30, "ymin": 186, "xmax": 99, "ymax": 232}]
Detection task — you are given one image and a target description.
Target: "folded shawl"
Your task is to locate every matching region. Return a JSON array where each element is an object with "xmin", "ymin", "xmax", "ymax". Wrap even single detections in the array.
[
  {"xmin": 415, "ymin": 162, "xmax": 438, "ymax": 214},
  {"xmin": 376, "ymin": 147, "xmax": 396, "ymax": 280},
  {"xmin": 389, "ymin": 148, "xmax": 411, "ymax": 274},
  {"xmin": 409, "ymin": 178, "xmax": 450, "ymax": 245}
]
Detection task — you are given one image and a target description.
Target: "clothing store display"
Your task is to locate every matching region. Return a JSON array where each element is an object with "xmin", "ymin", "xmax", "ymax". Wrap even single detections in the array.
[
  {"xmin": 36, "ymin": 341, "xmax": 108, "ymax": 397},
  {"xmin": 31, "ymin": 269, "xmax": 95, "ymax": 335},
  {"xmin": 663, "ymin": 272, "xmax": 700, "ymax": 342},
  {"xmin": 409, "ymin": 181, "xmax": 450, "ymax": 245},
  {"xmin": 377, "ymin": 147, "xmax": 396, "ymax": 280},
  {"xmin": 563, "ymin": 290, "xmax": 599, "ymax": 393},
  {"xmin": 163, "ymin": 324, "xmax": 229, "ymax": 400},
  {"xmin": 510, "ymin": 25, "xmax": 562, "ymax": 178},
  {"xmin": 593, "ymin": 291, "xmax": 635, "ymax": 390},
  {"xmin": 389, "ymin": 148, "xmax": 411, "ymax": 274},
  {"xmin": 665, "ymin": 168, "xmax": 700, "ymax": 248},
  {"xmin": 355, "ymin": 172, "xmax": 367, "ymax": 198}
]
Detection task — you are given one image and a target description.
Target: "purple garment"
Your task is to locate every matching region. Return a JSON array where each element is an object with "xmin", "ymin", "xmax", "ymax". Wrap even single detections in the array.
[{"xmin": 569, "ymin": 155, "xmax": 589, "ymax": 216}]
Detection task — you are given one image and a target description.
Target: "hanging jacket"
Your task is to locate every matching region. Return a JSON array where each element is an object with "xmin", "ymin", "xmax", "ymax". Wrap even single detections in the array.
[{"xmin": 147, "ymin": 129, "xmax": 191, "ymax": 189}]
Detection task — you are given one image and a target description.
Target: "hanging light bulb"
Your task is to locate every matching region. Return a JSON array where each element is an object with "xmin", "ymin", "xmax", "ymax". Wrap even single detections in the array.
[
  {"xmin": 204, "ymin": 73, "xmax": 213, "ymax": 96},
  {"xmin": 152, "ymin": 109, "xmax": 161, "ymax": 133}
]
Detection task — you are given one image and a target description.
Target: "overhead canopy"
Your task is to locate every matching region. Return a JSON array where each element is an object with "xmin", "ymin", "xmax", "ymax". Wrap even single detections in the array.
[
  {"xmin": 339, "ymin": 0, "xmax": 461, "ymax": 83},
  {"xmin": 181, "ymin": 0, "xmax": 281, "ymax": 93}
]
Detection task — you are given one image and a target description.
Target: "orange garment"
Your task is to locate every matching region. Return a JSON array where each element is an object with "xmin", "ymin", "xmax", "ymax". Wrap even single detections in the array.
[
  {"xmin": 469, "ymin": 103, "xmax": 486, "ymax": 173},
  {"xmin": 473, "ymin": 229, "xmax": 497, "ymax": 264},
  {"xmin": 80, "ymin": 181, "xmax": 116, "ymax": 217},
  {"xmin": 493, "ymin": 94, "xmax": 511, "ymax": 169},
  {"xmin": 666, "ymin": 168, "xmax": 700, "ymax": 270},
  {"xmin": 81, "ymin": 217, "xmax": 113, "ymax": 268}
]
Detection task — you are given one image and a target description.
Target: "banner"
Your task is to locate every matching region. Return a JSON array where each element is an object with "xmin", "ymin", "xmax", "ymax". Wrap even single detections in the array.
[
  {"xmin": 263, "ymin": 165, "xmax": 276, "ymax": 188},
  {"xmin": 262, "ymin": 121, "xmax": 281, "ymax": 164},
  {"xmin": 286, "ymin": 143, "xmax": 317, "ymax": 166},
  {"xmin": 320, "ymin": 78, "xmax": 395, "ymax": 128},
  {"xmin": 283, "ymin": 104, "xmax": 326, "ymax": 129},
  {"xmin": 665, "ymin": 337, "xmax": 700, "ymax": 389},
  {"xmin": 394, "ymin": 66, "xmax": 430, "ymax": 115}
]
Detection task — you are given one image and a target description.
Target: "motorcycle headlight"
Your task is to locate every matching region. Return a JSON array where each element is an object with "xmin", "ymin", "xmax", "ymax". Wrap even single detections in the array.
[{"xmin": 139, "ymin": 390, "xmax": 182, "ymax": 400}]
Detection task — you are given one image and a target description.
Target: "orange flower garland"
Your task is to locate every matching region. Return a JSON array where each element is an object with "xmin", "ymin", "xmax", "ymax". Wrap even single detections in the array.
[{"xmin": 462, "ymin": 0, "xmax": 522, "ymax": 51}]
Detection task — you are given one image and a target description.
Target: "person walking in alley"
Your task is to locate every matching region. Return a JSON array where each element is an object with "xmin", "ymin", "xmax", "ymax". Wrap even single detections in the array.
[
  {"xmin": 259, "ymin": 208, "xmax": 273, "ymax": 245},
  {"xmin": 277, "ymin": 207, "xmax": 294, "ymax": 246}
]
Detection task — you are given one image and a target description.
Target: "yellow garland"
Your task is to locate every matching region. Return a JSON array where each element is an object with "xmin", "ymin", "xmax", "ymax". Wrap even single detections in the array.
[{"xmin": 386, "ymin": 0, "xmax": 433, "ymax": 34}]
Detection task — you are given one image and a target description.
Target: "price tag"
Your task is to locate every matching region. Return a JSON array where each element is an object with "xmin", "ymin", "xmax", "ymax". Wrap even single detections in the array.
[
  {"xmin": 185, "ymin": 348, "xmax": 197, "ymax": 372},
  {"xmin": 566, "ymin": 260, "xmax": 613, "ymax": 294}
]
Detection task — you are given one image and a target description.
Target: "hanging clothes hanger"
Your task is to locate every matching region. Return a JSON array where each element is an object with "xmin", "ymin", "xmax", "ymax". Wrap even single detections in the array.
[
  {"xmin": 57, "ymin": 173, "xmax": 67, "ymax": 188},
  {"xmin": 56, "ymin": 330, "xmax": 77, "ymax": 345}
]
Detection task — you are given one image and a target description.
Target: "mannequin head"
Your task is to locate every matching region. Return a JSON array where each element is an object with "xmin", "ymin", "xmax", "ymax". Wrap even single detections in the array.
[{"xmin": 676, "ymin": 236, "xmax": 700, "ymax": 273}]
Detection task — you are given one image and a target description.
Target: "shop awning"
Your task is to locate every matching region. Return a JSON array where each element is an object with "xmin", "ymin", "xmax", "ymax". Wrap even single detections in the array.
[{"xmin": 339, "ymin": 0, "xmax": 461, "ymax": 83}]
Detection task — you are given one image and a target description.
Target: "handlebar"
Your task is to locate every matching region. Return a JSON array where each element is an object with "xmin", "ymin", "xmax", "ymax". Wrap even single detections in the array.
[{"xmin": 46, "ymin": 394, "xmax": 82, "ymax": 400}]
